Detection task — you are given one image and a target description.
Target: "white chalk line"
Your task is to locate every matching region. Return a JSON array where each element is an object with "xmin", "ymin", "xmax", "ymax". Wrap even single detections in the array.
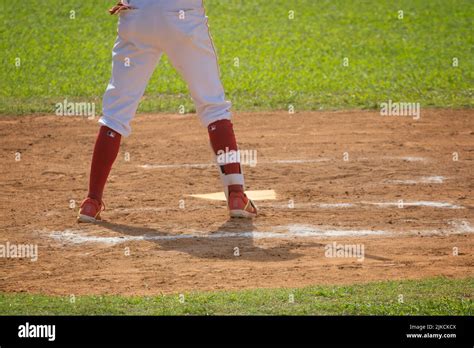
[
  {"xmin": 385, "ymin": 176, "xmax": 445, "ymax": 184},
  {"xmin": 139, "ymin": 156, "xmax": 429, "ymax": 170},
  {"xmin": 317, "ymin": 203, "xmax": 355, "ymax": 208},
  {"xmin": 139, "ymin": 158, "xmax": 330, "ymax": 169},
  {"xmin": 360, "ymin": 201, "xmax": 461, "ymax": 209},
  {"xmin": 258, "ymin": 201, "xmax": 463, "ymax": 210},
  {"xmin": 383, "ymin": 156, "xmax": 427, "ymax": 162},
  {"xmin": 46, "ymin": 220, "xmax": 473, "ymax": 246},
  {"xmin": 48, "ymin": 226, "xmax": 388, "ymax": 245},
  {"xmin": 114, "ymin": 200, "xmax": 463, "ymax": 213},
  {"xmin": 141, "ymin": 163, "xmax": 214, "ymax": 169},
  {"xmin": 356, "ymin": 156, "xmax": 427, "ymax": 162},
  {"xmin": 448, "ymin": 220, "xmax": 474, "ymax": 233}
]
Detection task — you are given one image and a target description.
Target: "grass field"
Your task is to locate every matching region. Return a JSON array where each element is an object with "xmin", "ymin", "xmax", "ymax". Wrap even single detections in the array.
[
  {"xmin": 1, "ymin": 278, "xmax": 472, "ymax": 315},
  {"xmin": 1, "ymin": 0, "xmax": 473, "ymax": 115}
]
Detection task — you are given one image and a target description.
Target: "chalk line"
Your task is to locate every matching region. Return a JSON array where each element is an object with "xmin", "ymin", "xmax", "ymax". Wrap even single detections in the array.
[
  {"xmin": 259, "ymin": 201, "xmax": 462, "ymax": 210},
  {"xmin": 139, "ymin": 158, "xmax": 330, "ymax": 170},
  {"xmin": 113, "ymin": 200, "xmax": 463, "ymax": 213},
  {"xmin": 48, "ymin": 225, "xmax": 388, "ymax": 245},
  {"xmin": 46, "ymin": 220, "xmax": 473, "ymax": 246},
  {"xmin": 386, "ymin": 176, "xmax": 445, "ymax": 184}
]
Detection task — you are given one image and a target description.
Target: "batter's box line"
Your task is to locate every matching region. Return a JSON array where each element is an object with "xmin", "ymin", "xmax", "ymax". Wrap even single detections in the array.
[
  {"xmin": 45, "ymin": 219, "xmax": 474, "ymax": 246},
  {"xmin": 109, "ymin": 200, "xmax": 464, "ymax": 213},
  {"xmin": 258, "ymin": 201, "xmax": 463, "ymax": 210},
  {"xmin": 138, "ymin": 155, "xmax": 434, "ymax": 170},
  {"xmin": 138, "ymin": 158, "xmax": 331, "ymax": 169}
]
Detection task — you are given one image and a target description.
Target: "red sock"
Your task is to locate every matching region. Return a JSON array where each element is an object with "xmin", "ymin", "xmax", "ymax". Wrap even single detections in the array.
[
  {"xmin": 208, "ymin": 119, "xmax": 243, "ymax": 194},
  {"xmin": 87, "ymin": 126, "xmax": 121, "ymax": 201}
]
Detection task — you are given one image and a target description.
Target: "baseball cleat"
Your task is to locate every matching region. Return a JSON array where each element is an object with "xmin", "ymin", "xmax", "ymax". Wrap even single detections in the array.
[
  {"xmin": 228, "ymin": 191, "xmax": 258, "ymax": 218},
  {"xmin": 77, "ymin": 197, "xmax": 104, "ymax": 223}
]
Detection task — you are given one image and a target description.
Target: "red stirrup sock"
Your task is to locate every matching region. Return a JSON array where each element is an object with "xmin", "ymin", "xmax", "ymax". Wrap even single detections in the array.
[
  {"xmin": 87, "ymin": 126, "xmax": 122, "ymax": 201},
  {"xmin": 207, "ymin": 119, "xmax": 243, "ymax": 194}
]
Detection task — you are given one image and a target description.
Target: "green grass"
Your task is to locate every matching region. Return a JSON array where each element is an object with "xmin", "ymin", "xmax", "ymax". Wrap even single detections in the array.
[
  {"xmin": 0, "ymin": 0, "xmax": 472, "ymax": 115},
  {"xmin": 1, "ymin": 278, "xmax": 472, "ymax": 315}
]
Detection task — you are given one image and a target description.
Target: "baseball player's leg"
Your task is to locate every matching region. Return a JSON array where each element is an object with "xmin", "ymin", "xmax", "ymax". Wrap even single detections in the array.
[
  {"xmin": 78, "ymin": 126, "xmax": 121, "ymax": 222},
  {"xmin": 161, "ymin": 6, "xmax": 231, "ymax": 128},
  {"xmin": 162, "ymin": 6, "xmax": 256, "ymax": 217},
  {"xmin": 79, "ymin": 8, "xmax": 162, "ymax": 222},
  {"xmin": 207, "ymin": 119, "xmax": 257, "ymax": 217},
  {"xmin": 100, "ymin": 38, "xmax": 162, "ymax": 137}
]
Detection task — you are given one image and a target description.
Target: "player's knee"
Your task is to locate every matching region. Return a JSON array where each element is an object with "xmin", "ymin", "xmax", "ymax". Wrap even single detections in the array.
[{"xmin": 199, "ymin": 101, "xmax": 232, "ymax": 128}]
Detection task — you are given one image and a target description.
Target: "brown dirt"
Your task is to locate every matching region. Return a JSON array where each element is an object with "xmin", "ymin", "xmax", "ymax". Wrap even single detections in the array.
[{"xmin": 0, "ymin": 109, "xmax": 473, "ymax": 295}]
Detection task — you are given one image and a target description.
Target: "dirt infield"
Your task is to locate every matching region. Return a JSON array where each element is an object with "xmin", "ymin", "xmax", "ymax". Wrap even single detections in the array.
[{"xmin": 0, "ymin": 109, "xmax": 473, "ymax": 295}]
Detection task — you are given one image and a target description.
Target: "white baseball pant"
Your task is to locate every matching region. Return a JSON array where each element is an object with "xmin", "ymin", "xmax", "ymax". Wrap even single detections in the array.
[{"xmin": 99, "ymin": 0, "xmax": 232, "ymax": 136}]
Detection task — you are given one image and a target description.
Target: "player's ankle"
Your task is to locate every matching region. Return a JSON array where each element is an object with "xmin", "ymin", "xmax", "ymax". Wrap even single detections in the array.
[{"xmin": 87, "ymin": 194, "xmax": 102, "ymax": 202}]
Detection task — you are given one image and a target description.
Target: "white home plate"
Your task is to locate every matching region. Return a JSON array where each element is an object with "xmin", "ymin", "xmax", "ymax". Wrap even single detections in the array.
[{"xmin": 190, "ymin": 189, "xmax": 276, "ymax": 201}]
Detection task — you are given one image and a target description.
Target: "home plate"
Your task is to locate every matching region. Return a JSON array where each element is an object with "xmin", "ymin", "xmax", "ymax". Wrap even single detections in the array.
[{"xmin": 190, "ymin": 189, "xmax": 276, "ymax": 201}]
